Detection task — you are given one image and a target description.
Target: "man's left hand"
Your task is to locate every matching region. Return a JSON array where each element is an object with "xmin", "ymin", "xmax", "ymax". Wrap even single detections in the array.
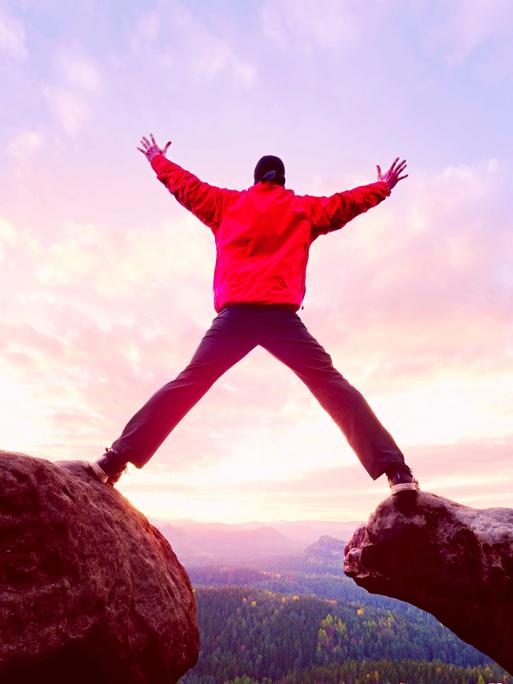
[{"xmin": 377, "ymin": 158, "xmax": 408, "ymax": 190}]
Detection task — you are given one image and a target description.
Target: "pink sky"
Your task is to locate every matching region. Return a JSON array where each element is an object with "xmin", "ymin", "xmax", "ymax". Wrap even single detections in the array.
[{"xmin": 1, "ymin": 0, "xmax": 512, "ymax": 522}]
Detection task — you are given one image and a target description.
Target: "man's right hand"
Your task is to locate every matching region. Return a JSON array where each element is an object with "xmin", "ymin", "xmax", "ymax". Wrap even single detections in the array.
[{"xmin": 137, "ymin": 133, "xmax": 172, "ymax": 162}]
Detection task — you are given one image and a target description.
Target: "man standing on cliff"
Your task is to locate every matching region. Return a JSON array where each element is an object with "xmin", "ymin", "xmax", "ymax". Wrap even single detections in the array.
[{"xmin": 91, "ymin": 133, "xmax": 419, "ymax": 496}]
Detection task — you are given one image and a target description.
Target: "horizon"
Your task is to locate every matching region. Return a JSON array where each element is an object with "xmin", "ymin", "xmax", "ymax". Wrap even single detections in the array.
[
  {"xmin": 150, "ymin": 516, "xmax": 364, "ymax": 529},
  {"xmin": 1, "ymin": 0, "xmax": 512, "ymax": 523}
]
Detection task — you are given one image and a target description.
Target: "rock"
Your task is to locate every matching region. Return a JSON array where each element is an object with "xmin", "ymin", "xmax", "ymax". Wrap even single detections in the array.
[
  {"xmin": 0, "ymin": 451, "xmax": 199, "ymax": 684},
  {"xmin": 343, "ymin": 491, "xmax": 513, "ymax": 675}
]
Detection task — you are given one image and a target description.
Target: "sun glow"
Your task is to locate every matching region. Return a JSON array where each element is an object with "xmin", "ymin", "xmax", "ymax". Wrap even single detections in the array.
[
  {"xmin": 374, "ymin": 371, "xmax": 513, "ymax": 447},
  {"xmin": 0, "ymin": 376, "xmax": 50, "ymax": 452}
]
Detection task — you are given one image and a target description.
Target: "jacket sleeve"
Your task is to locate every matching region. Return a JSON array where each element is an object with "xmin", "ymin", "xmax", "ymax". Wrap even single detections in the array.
[
  {"xmin": 150, "ymin": 153, "xmax": 235, "ymax": 233},
  {"xmin": 304, "ymin": 181, "xmax": 391, "ymax": 239}
]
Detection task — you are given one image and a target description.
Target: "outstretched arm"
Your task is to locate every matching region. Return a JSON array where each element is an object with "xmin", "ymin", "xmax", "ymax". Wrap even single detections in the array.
[
  {"xmin": 308, "ymin": 158, "xmax": 408, "ymax": 238},
  {"xmin": 137, "ymin": 133, "xmax": 233, "ymax": 233}
]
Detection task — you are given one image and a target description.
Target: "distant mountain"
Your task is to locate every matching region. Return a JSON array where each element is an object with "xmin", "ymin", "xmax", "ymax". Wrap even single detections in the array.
[
  {"xmin": 304, "ymin": 535, "xmax": 346, "ymax": 565},
  {"xmin": 264, "ymin": 520, "xmax": 362, "ymax": 546},
  {"xmin": 157, "ymin": 522, "xmax": 304, "ymax": 565},
  {"xmin": 154, "ymin": 518, "xmax": 363, "ymax": 566}
]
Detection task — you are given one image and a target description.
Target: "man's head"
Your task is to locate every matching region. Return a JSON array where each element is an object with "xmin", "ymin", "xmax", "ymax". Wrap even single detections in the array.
[{"xmin": 253, "ymin": 155, "xmax": 286, "ymax": 186}]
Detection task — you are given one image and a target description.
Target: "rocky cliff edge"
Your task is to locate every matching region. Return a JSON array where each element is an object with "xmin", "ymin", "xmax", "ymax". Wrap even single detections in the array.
[
  {"xmin": 0, "ymin": 451, "xmax": 199, "ymax": 684},
  {"xmin": 344, "ymin": 491, "xmax": 513, "ymax": 675}
]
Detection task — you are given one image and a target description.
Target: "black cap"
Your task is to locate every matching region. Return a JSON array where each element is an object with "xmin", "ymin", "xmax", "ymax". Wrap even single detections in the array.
[{"xmin": 253, "ymin": 155, "xmax": 286, "ymax": 186}]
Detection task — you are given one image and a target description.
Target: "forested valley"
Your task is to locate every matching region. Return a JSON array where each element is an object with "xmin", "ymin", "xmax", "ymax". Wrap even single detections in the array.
[
  {"xmin": 171, "ymin": 536, "xmax": 513, "ymax": 684},
  {"xmin": 180, "ymin": 587, "xmax": 508, "ymax": 684},
  {"xmin": 178, "ymin": 537, "xmax": 510, "ymax": 684}
]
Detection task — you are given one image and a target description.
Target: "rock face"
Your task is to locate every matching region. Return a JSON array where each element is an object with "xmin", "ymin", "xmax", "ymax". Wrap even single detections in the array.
[
  {"xmin": 0, "ymin": 451, "xmax": 199, "ymax": 684},
  {"xmin": 344, "ymin": 491, "xmax": 513, "ymax": 675}
]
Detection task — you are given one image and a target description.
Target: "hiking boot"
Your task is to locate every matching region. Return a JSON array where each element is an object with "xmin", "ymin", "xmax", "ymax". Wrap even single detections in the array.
[
  {"xmin": 90, "ymin": 449, "xmax": 128, "ymax": 486},
  {"xmin": 387, "ymin": 464, "xmax": 419, "ymax": 495}
]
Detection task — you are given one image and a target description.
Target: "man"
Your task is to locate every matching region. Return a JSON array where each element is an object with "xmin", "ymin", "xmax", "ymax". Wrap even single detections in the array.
[{"xmin": 91, "ymin": 133, "xmax": 418, "ymax": 495}]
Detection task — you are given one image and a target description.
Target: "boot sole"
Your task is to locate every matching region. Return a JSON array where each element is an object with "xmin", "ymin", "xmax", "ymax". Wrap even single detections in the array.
[{"xmin": 391, "ymin": 481, "xmax": 420, "ymax": 495}]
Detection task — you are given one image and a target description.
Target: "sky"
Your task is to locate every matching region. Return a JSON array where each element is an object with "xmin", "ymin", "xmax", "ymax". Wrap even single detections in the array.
[{"xmin": 1, "ymin": 0, "xmax": 512, "ymax": 524}]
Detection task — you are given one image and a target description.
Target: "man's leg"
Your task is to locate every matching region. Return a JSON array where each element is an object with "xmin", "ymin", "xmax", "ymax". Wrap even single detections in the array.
[
  {"xmin": 96, "ymin": 307, "xmax": 257, "ymax": 481},
  {"xmin": 259, "ymin": 310, "xmax": 415, "ymax": 486}
]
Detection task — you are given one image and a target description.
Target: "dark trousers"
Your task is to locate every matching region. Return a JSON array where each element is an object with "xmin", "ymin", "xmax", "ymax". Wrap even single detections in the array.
[{"xmin": 111, "ymin": 304, "xmax": 405, "ymax": 480}]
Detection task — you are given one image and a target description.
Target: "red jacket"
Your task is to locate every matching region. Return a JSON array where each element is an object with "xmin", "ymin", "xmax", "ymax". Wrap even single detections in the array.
[{"xmin": 151, "ymin": 154, "xmax": 390, "ymax": 312}]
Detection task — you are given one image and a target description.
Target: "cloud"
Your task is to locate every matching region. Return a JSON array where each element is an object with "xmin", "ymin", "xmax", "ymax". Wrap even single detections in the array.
[
  {"xmin": 6, "ymin": 130, "xmax": 44, "ymax": 161},
  {"xmin": 40, "ymin": 48, "xmax": 102, "ymax": 135},
  {"xmin": 0, "ymin": 4, "xmax": 27, "ymax": 59},
  {"xmin": 0, "ymin": 210, "xmax": 218, "ymax": 460},
  {"xmin": 304, "ymin": 158, "xmax": 513, "ymax": 386},
  {"xmin": 34, "ymin": 216, "xmax": 213, "ymax": 300},
  {"xmin": 130, "ymin": 8, "xmax": 163, "ymax": 53},
  {"xmin": 131, "ymin": 1, "xmax": 256, "ymax": 87},
  {"xmin": 121, "ymin": 436, "xmax": 513, "ymax": 522},
  {"xmin": 261, "ymin": 0, "xmax": 379, "ymax": 52},
  {"xmin": 169, "ymin": 1, "xmax": 255, "ymax": 85},
  {"xmin": 0, "ymin": 216, "xmax": 18, "ymax": 250},
  {"xmin": 429, "ymin": 0, "xmax": 513, "ymax": 66},
  {"xmin": 42, "ymin": 84, "xmax": 91, "ymax": 135},
  {"xmin": 55, "ymin": 50, "xmax": 102, "ymax": 92},
  {"xmin": 192, "ymin": 41, "xmax": 256, "ymax": 87}
]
